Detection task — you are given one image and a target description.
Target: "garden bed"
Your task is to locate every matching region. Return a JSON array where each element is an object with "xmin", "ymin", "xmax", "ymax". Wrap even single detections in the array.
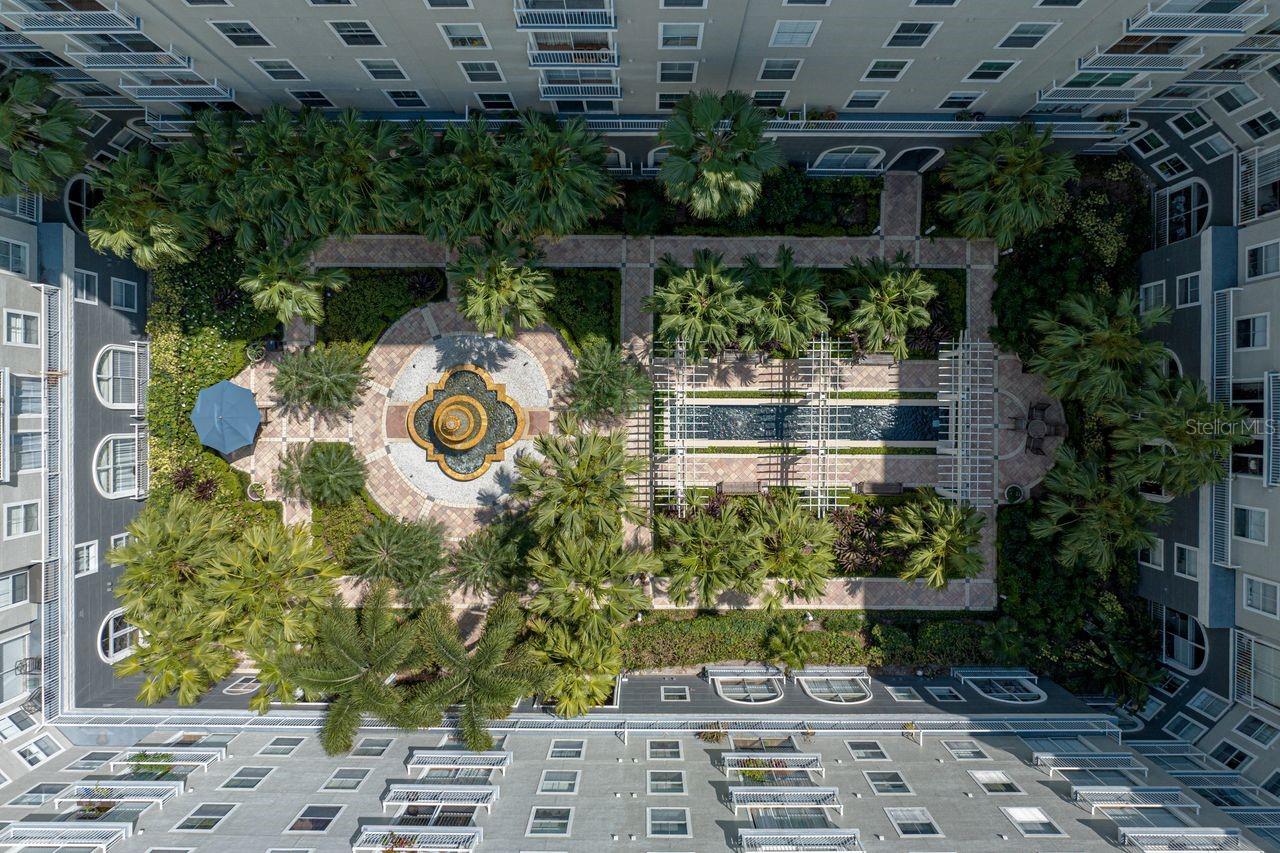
[
  {"xmin": 920, "ymin": 169, "xmax": 960, "ymax": 238},
  {"xmin": 312, "ymin": 489, "xmax": 390, "ymax": 567},
  {"xmin": 318, "ymin": 267, "xmax": 445, "ymax": 356},
  {"xmin": 544, "ymin": 268, "xmax": 621, "ymax": 354}
]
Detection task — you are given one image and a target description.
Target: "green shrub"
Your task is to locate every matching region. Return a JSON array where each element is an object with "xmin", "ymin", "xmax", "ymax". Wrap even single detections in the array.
[
  {"xmin": 565, "ymin": 340, "xmax": 652, "ymax": 421},
  {"xmin": 620, "ymin": 611, "xmax": 774, "ymax": 669},
  {"xmin": 280, "ymin": 442, "xmax": 366, "ymax": 506},
  {"xmin": 545, "ymin": 268, "xmax": 620, "ymax": 352},
  {"xmin": 819, "ymin": 612, "xmax": 866, "ymax": 633},
  {"xmin": 272, "ymin": 343, "xmax": 368, "ymax": 414},
  {"xmin": 318, "ymin": 268, "xmax": 444, "ymax": 355},
  {"xmin": 757, "ymin": 167, "xmax": 806, "ymax": 231},
  {"xmin": 311, "ymin": 491, "xmax": 385, "ymax": 566},
  {"xmin": 915, "ymin": 620, "xmax": 993, "ymax": 668},
  {"xmin": 868, "ymin": 623, "xmax": 913, "ymax": 664}
]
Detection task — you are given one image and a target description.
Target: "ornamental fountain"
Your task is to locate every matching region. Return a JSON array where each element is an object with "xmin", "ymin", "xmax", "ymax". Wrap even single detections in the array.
[{"xmin": 406, "ymin": 364, "xmax": 526, "ymax": 481}]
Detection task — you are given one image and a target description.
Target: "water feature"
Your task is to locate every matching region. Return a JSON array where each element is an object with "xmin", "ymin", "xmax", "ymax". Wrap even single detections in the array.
[
  {"xmin": 685, "ymin": 404, "xmax": 941, "ymax": 443},
  {"xmin": 408, "ymin": 366, "xmax": 523, "ymax": 480}
]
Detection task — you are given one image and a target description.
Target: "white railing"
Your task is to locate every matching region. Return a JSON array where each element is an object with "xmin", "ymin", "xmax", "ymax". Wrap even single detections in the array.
[
  {"xmin": 0, "ymin": 366, "xmax": 8, "ymax": 482},
  {"xmin": 1233, "ymin": 630, "xmax": 1255, "ymax": 707},
  {"xmin": 118, "ymin": 78, "xmax": 233, "ymax": 101},
  {"xmin": 352, "ymin": 827, "xmax": 482, "ymax": 853},
  {"xmin": 1183, "ymin": 68, "xmax": 1253, "ymax": 84},
  {"xmin": 1233, "ymin": 32, "xmax": 1280, "ymax": 51},
  {"xmin": 1118, "ymin": 827, "xmax": 1260, "ymax": 851},
  {"xmin": 514, "ymin": 6, "xmax": 616, "ymax": 28},
  {"xmin": 53, "ymin": 780, "xmax": 184, "ymax": 812},
  {"xmin": 528, "ymin": 48, "xmax": 618, "ymax": 66},
  {"xmin": 0, "ymin": 192, "xmax": 40, "ymax": 222},
  {"xmin": 0, "ymin": 822, "xmax": 132, "ymax": 848},
  {"xmin": 109, "ymin": 745, "xmax": 226, "ymax": 772},
  {"xmin": 381, "ymin": 784, "xmax": 499, "ymax": 811},
  {"xmin": 66, "ymin": 49, "xmax": 190, "ymax": 70},
  {"xmin": 1038, "ymin": 81, "xmax": 1153, "ymax": 103},
  {"xmin": 0, "ymin": 0, "xmax": 139, "ymax": 33},
  {"xmin": 538, "ymin": 83, "xmax": 621, "ymax": 99},
  {"xmin": 723, "ymin": 752, "xmax": 824, "ymax": 777},
  {"xmin": 1127, "ymin": 2, "xmax": 1268, "ymax": 35},
  {"xmin": 1078, "ymin": 46, "xmax": 1203, "ymax": 71},
  {"xmin": 132, "ymin": 340, "xmax": 149, "ymax": 420},
  {"xmin": 1267, "ymin": 372, "xmax": 1280, "ymax": 486},
  {"xmin": 1072, "ymin": 786, "xmax": 1200, "ymax": 814},
  {"xmin": 1033, "ymin": 752, "xmax": 1149, "ymax": 778},
  {"xmin": 133, "ymin": 421, "xmax": 149, "ymax": 499},
  {"xmin": 405, "ymin": 750, "xmax": 512, "ymax": 773},
  {"xmin": 729, "ymin": 786, "xmax": 843, "ymax": 814},
  {"xmin": 739, "ymin": 828, "xmax": 863, "ymax": 851},
  {"xmin": 0, "ymin": 29, "xmax": 37, "ymax": 49},
  {"xmin": 1212, "ymin": 289, "xmax": 1236, "ymax": 568},
  {"xmin": 40, "ymin": 282, "xmax": 65, "ymax": 720}
]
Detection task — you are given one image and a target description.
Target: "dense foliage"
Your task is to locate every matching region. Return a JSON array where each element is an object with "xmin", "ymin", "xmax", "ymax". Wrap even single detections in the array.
[
  {"xmin": 565, "ymin": 340, "xmax": 653, "ymax": 422},
  {"xmin": 318, "ymin": 268, "xmax": 444, "ymax": 354},
  {"xmin": 347, "ymin": 518, "xmax": 451, "ymax": 609},
  {"xmin": 277, "ymin": 442, "xmax": 366, "ymax": 506},
  {"xmin": 0, "ymin": 70, "xmax": 85, "ymax": 196},
  {"xmin": 272, "ymin": 343, "xmax": 368, "ymax": 414}
]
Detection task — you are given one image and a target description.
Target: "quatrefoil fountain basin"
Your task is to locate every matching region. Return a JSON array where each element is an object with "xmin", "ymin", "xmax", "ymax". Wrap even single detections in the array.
[{"xmin": 407, "ymin": 365, "xmax": 525, "ymax": 481}]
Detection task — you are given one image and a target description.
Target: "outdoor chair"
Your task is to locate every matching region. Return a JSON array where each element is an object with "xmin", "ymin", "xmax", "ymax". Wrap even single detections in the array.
[
  {"xmin": 1029, "ymin": 402, "xmax": 1051, "ymax": 421},
  {"xmin": 1010, "ymin": 417, "xmax": 1027, "ymax": 431},
  {"xmin": 1026, "ymin": 436, "xmax": 1045, "ymax": 456}
]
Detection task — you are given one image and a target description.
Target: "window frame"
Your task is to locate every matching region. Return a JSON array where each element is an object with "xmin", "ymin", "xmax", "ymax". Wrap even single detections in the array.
[
  {"xmin": 1192, "ymin": 132, "xmax": 1233, "ymax": 164},
  {"xmin": 844, "ymin": 89, "xmax": 888, "ymax": 109},
  {"xmin": 997, "ymin": 21, "xmax": 1059, "ymax": 49},
  {"xmin": 965, "ymin": 59, "xmax": 1018, "ymax": 81},
  {"xmin": 758, "ymin": 57, "xmax": 803, "ymax": 81},
  {"xmin": 438, "ymin": 22, "xmax": 490, "ymax": 50},
  {"xmin": 357, "ymin": 57, "xmax": 407, "ymax": 81},
  {"xmin": 1234, "ymin": 711, "xmax": 1280, "ymax": 747},
  {"xmin": 659, "ymin": 22, "xmax": 704, "ymax": 49},
  {"xmin": 537, "ymin": 768, "xmax": 581, "ymax": 795},
  {"xmin": 92, "ymin": 433, "xmax": 138, "ymax": 499},
  {"xmin": 660, "ymin": 685, "xmax": 690, "ymax": 701},
  {"xmin": 970, "ymin": 769, "xmax": 1025, "ymax": 795},
  {"xmin": 383, "ymin": 89, "xmax": 426, "ymax": 109},
  {"xmin": 327, "ymin": 20, "xmax": 383, "ymax": 47},
  {"xmin": 285, "ymin": 803, "xmax": 345, "ymax": 834},
  {"xmin": 458, "ymin": 60, "xmax": 504, "ymax": 83},
  {"xmin": 208, "ymin": 20, "xmax": 272, "ymax": 48},
  {"xmin": 885, "ymin": 806, "xmax": 944, "ymax": 839},
  {"xmin": 1243, "ymin": 109, "xmax": 1280, "ymax": 141},
  {"xmin": 647, "ymin": 769, "xmax": 687, "ymax": 795},
  {"xmin": 98, "ymin": 608, "xmax": 138, "ymax": 664},
  {"xmin": 73, "ymin": 268, "xmax": 98, "ymax": 304},
  {"xmin": 846, "ymin": 739, "xmax": 889, "ymax": 761},
  {"xmin": 0, "ymin": 237, "xmax": 27, "ymax": 277},
  {"xmin": 252, "ymin": 58, "xmax": 307, "ymax": 81},
  {"xmin": 864, "ymin": 769, "xmax": 914, "ymax": 795},
  {"xmin": 3, "ymin": 500, "xmax": 39, "ymax": 540},
  {"xmin": 646, "ymin": 806, "xmax": 692, "ymax": 839},
  {"xmin": 11, "ymin": 430, "xmax": 41, "ymax": 474},
  {"xmin": 941, "ymin": 739, "xmax": 990, "ymax": 760},
  {"xmin": 110, "ymin": 276, "xmax": 138, "ymax": 312},
  {"xmin": 1173, "ymin": 543, "xmax": 1199, "ymax": 580},
  {"xmin": 73, "ymin": 540, "xmax": 98, "ymax": 577},
  {"xmin": 474, "ymin": 92, "xmax": 515, "ymax": 111},
  {"xmin": 1001, "ymin": 805, "xmax": 1066, "ymax": 838},
  {"xmin": 258, "ymin": 736, "xmax": 306, "ymax": 757},
  {"xmin": 1208, "ymin": 739, "xmax": 1255, "ymax": 771},
  {"xmin": 1244, "ymin": 574, "xmax": 1280, "ymax": 619},
  {"xmin": 884, "ymin": 20, "xmax": 941, "ymax": 49},
  {"xmin": 0, "ymin": 569, "xmax": 29, "ymax": 611},
  {"xmin": 769, "ymin": 20, "xmax": 821, "ymax": 48},
  {"xmin": 1163, "ymin": 711, "xmax": 1208, "ymax": 742},
  {"xmin": 1185, "ymin": 687, "xmax": 1230, "ymax": 720},
  {"xmin": 862, "ymin": 59, "xmax": 911, "ymax": 81},
  {"xmin": 220, "ymin": 766, "xmax": 275, "ymax": 791},
  {"xmin": 1236, "ymin": 314, "xmax": 1270, "ymax": 351},
  {"xmin": 3, "ymin": 309, "xmax": 38, "ymax": 348},
  {"xmin": 1247, "ymin": 239, "xmax": 1280, "ymax": 280},
  {"xmin": 547, "ymin": 739, "xmax": 586, "ymax": 760},
  {"xmin": 288, "ymin": 90, "xmax": 334, "ymax": 109},
  {"xmin": 173, "ymin": 802, "xmax": 239, "ymax": 833},
  {"xmin": 1175, "ymin": 272, "xmax": 1201, "ymax": 308},
  {"xmin": 526, "ymin": 805, "xmax": 574, "ymax": 837},
  {"xmin": 647, "ymin": 739, "xmax": 684, "ymax": 761},
  {"xmin": 320, "ymin": 767, "xmax": 370, "ymax": 791}
]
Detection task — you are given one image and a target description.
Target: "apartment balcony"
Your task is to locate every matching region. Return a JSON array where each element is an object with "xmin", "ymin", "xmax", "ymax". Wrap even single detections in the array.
[
  {"xmin": 352, "ymin": 827, "xmax": 482, "ymax": 853},
  {"xmin": 66, "ymin": 49, "xmax": 191, "ymax": 70},
  {"xmin": 118, "ymin": 78, "xmax": 233, "ymax": 101},
  {"xmin": 0, "ymin": 30, "xmax": 37, "ymax": 50},
  {"xmin": 538, "ymin": 82, "xmax": 620, "ymax": 99},
  {"xmin": 1137, "ymin": 96, "xmax": 1208, "ymax": 111},
  {"xmin": 0, "ymin": 0, "xmax": 140, "ymax": 33},
  {"xmin": 1231, "ymin": 32, "xmax": 1280, "ymax": 51},
  {"xmin": 1126, "ymin": 1, "xmax": 1268, "ymax": 35},
  {"xmin": 73, "ymin": 95, "xmax": 135, "ymax": 110},
  {"xmin": 1077, "ymin": 46, "xmax": 1202, "ymax": 71},
  {"xmin": 738, "ymin": 829, "xmax": 863, "ymax": 852},
  {"xmin": 143, "ymin": 109, "xmax": 194, "ymax": 135},
  {"xmin": 528, "ymin": 48, "xmax": 618, "ymax": 67},
  {"xmin": 1038, "ymin": 81, "xmax": 1152, "ymax": 104},
  {"xmin": 514, "ymin": 3, "xmax": 616, "ymax": 30}
]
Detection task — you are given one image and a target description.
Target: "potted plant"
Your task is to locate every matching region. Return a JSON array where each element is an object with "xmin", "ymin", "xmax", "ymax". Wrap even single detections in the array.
[
  {"xmin": 737, "ymin": 757, "xmax": 768, "ymax": 783},
  {"xmin": 247, "ymin": 481, "xmax": 266, "ymax": 502},
  {"xmin": 76, "ymin": 787, "xmax": 115, "ymax": 819},
  {"xmin": 696, "ymin": 725, "xmax": 727, "ymax": 744},
  {"xmin": 129, "ymin": 750, "xmax": 175, "ymax": 778},
  {"xmin": 246, "ymin": 340, "xmax": 267, "ymax": 364}
]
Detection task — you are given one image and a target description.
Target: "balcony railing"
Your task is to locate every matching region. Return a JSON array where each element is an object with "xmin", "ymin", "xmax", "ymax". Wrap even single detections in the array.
[
  {"xmin": 66, "ymin": 49, "xmax": 191, "ymax": 70},
  {"xmin": 352, "ymin": 827, "xmax": 482, "ymax": 853},
  {"xmin": 739, "ymin": 829, "xmax": 863, "ymax": 852},
  {"xmin": 1, "ymin": 0, "xmax": 140, "ymax": 33},
  {"xmin": 538, "ymin": 82, "xmax": 620, "ymax": 99},
  {"xmin": 528, "ymin": 48, "xmax": 619, "ymax": 66},
  {"xmin": 0, "ymin": 29, "xmax": 37, "ymax": 49},
  {"xmin": 0, "ymin": 366, "xmax": 9, "ymax": 482},
  {"xmin": 1139, "ymin": 96, "xmax": 1210, "ymax": 111},
  {"xmin": 1267, "ymin": 372, "xmax": 1280, "ymax": 487},
  {"xmin": 1078, "ymin": 46, "xmax": 1203, "ymax": 71},
  {"xmin": 132, "ymin": 340, "xmax": 148, "ymax": 419},
  {"xmin": 806, "ymin": 165, "xmax": 882, "ymax": 177},
  {"xmin": 1038, "ymin": 81, "xmax": 1152, "ymax": 103},
  {"xmin": 514, "ymin": 6, "xmax": 616, "ymax": 29},
  {"xmin": 1182, "ymin": 68, "xmax": 1253, "ymax": 84},
  {"xmin": 1231, "ymin": 32, "xmax": 1280, "ymax": 51},
  {"xmin": 118, "ymin": 78, "xmax": 233, "ymax": 101},
  {"xmin": 1126, "ymin": 2, "xmax": 1268, "ymax": 35}
]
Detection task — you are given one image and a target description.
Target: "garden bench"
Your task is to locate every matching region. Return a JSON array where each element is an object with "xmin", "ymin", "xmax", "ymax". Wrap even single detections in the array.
[
  {"xmin": 717, "ymin": 480, "xmax": 762, "ymax": 495},
  {"xmin": 855, "ymin": 482, "xmax": 903, "ymax": 495}
]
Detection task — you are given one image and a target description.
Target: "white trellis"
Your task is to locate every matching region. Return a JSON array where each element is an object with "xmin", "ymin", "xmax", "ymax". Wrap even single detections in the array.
[
  {"xmin": 652, "ymin": 339, "xmax": 709, "ymax": 514},
  {"xmin": 797, "ymin": 335, "xmax": 850, "ymax": 516},
  {"xmin": 937, "ymin": 335, "xmax": 996, "ymax": 507}
]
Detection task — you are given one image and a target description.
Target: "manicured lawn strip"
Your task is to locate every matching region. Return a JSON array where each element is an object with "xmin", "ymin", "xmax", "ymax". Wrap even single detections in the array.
[
  {"xmin": 319, "ymin": 268, "xmax": 445, "ymax": 357},
  {"xmin": 544, "ymin": 268, "xmax": 621, "ymax": 353}
]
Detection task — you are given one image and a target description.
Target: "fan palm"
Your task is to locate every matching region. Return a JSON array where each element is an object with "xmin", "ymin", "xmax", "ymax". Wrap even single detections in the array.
[
  {"xmin": 745, "ymin": 491, "xmax": 836, "ymax": 605},
  {"xmin": 565, "ymin": 339, "xmax": 653, "ymax": 421},
  {"xmin": 528, "ymin": 620, "xmax": 622, "ymax": 718},
  {"xmin": 449, "ymin": 515, "xmax": 534, "ymax": 597},
  {"xmin": 87, "ymin": 148, "xmax": 207, "ymax": 269},
  {"xmin": 347, "ymin": 519, "xmax": 451, "ymax": 609},
  {"xmin": 883, "ymin": 496, "xmax": 986, "ymax": 590},
  {"xmin": 284, "ymin": 583, "xmax": 427, "ymax": 754},
  {"xmin": 740, "ymin": 245, "xmax": 831, "ymax": 355},
  {"xmin": 451, "ymin": 243, "xmax": 554, "ymax": 338},
  {"xmin": 239, "ymin": 241, "xmax": 348, "ymax": 326},
  {"xmin": 272, "ymin": 343, "xmax": 368, "ymax": 414},
  {"xmin": 278, "ymin": 443, "xmax": 366, "ymax": 506},
  {"xmin": 842, "ymin": 268, "xmax": 936, "ymax": 361},
  {"xmin": 654, "ymin": 502, "xmax": 765, "ymax": 607},
  {"xmin": 764, "ymin": 617, "xmax": 814, "ymax": 672},
  {"xmin": 512, "ymin": 418, "xmax": 644, "ymax": 547},
  {"xmin": 1105, "ymin": 376, "xmax": 1251, "ymax": 497},
  {"xmin": 939, "ymin": 123, "xmax": 1078, "ymax": 247},
  {"xmin": 648, "ymin": 250, "xmax": 748, "ymax": 359},
  {"xmin": 504, "ymin": 112, "xmax": 621, "ymax": 237},
  {"xmin": 0, "ymin": 70, "xmax": 85, "ymax": 196},
  {"xmin": 433, "ymin": 116, "xmax": 518, "ymax": 245},
  {"xmin": 1028, "ymin": 291, "xmax": 1171, "ymax": 409},
  {"xmin": 657, "ymin": 90, "xmax": 784, "ymax": 220},
  {"xmin": 527, "ymin": 539, "xmax": 657, "ymax": 642},
  {"xmin": 403, "ymin": 596, "xmax": 543, "ymax": 750}
]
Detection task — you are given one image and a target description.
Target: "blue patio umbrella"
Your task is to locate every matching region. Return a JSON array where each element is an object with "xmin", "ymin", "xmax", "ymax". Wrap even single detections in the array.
[{"xmin": 190, "ymin": 380, "xmax": 261, "ymax": 454}]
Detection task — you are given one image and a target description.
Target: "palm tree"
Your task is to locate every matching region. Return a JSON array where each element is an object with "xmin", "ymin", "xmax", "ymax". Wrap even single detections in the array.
[
  {"xmin": 272, "ymin": 343, "xmax": 368, "ymax": 414},
  {"xmin": 841, "ymin": 268, "xmax": 936, "ymax": 361},
  {"xmin": 0, "ymin": 70, "xmax": 85, "ymax": 196},
  {"xmin": 565, "ymin": 340, "xmax": 653, "ymax": 421},
  {"xmin": 939, "ymin": 123, "xmax": 1079, "ymax": 247},
  {"xmin": 654, "ymin": 502, "xmax": 765, "ymax": 607},
  {"xmin": 657, "ymin": 91, "xmax": 784, "ymax": 220},
  {"xmin": 528, "ymin": 620, "xmax": 622, "ymax": 718},
  {"xmin": 87, "ymin": 148, "xmax": 207, "ymax": 269},
  {"xmin": 512, "ymin": 418, "xmax": 644, "ymax": 547},
  {"xmin": 1028, "ymin": 291, "xmax": 1171, "ymax": 409},
  {"xmin": 504, "ymin": 112, "xmax": 621, "ymax": 237},
  {"xmin": 883, "ymin": 496, "xmax": 986, "ymax": 590},
  {"xmin": 740, "ymin": 246, "xmax": 831, "ymax": 355},
  {"xmin": 451, "ymin": 243, "xmax": 554, "ymax": 338},
  {"xmin": 278, "ymin": 443, "xmax": 366, "ymax": 506},
  {"xmin": 432, "ymin": 115, "xmax": 518, "ymax": 246},
  {"xmin": 647, "ymin": 250, "xmax": 748, "ymax": 359},
  {"xmin": 238, "ymin": 241, "xmax": 348, "ymax": 326},
  {"xmin": 403, "ymin": 596, "xmax": 543, "ymax": 750},
  {"xmin": 745, "ymin": 491, "xmax": 836, "ymax": 605},
  {"xmin": 449, "ymin": 515, "xmax": 534, "ymax": 597},
  {"xmin": 284, "ymin": 583, "xmax": 427, "ymax": 754},
  {"xmin": 347, "ymin": 519, "xmax": 451, "ymax": 609},
  {"xmin": 764, "ymin": 617, "xmax": 814, "ymax": 672},
  {"xmin": 1030, "ymin": 446, "xmax": 1170, "ymax": 572},
  {"xmin": 527, "ymin": 539, "xmax": 658, "ymax": 642}
]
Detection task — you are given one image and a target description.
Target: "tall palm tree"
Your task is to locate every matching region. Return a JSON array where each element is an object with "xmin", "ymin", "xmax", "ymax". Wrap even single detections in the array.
[
  {"xmin": 504, "ymin": 112, "xmax": 621, "ymax": 237},
  {"xmin": 740, "ymin": 245, "xmax": 831, "ymax": 355},
  {"xmin": 528, "ymin": 620, "xmax": 622, "ymax": 718},
  {"xmin": 1028, "ymin": 291, "xmax": 1171, "ymax": 409},
  {"xmin": 565, "ymin": 340, "xmax": 653, "ymax": 422},
  {"xmin": 433, "ymin": 115, "xmax": 518, "ymax": 246},
  {"xmin": 527, "ymin": 539, "xmax": 658, "ymax": 642},
  {"xmin": 238, "ymin": 241, "xmax": 348, "ymax": 326},
  {"xmin": 272, "ymin": 343, "xmax": 368, "ymax": 414},
  {"xmin": 451, "ymin": 243, "xmax": 554, "ymax": 339},
  {"xmin": 284, "ymin": 583, "xmax": 427, "ymax": 754},
  {"xmin": 0, "ymin": 70, "xmax": 85, "ymax": 195},
  {"xmin": 1030, "ymin": 446, "xmax": 1169, "ymax": 572},
  {"xmin": 1106, "ymin": 376, "xmax": 1251, "ymax": 497},
  {"xmin": 840, "ymin": 268, "xmax": 936, "ymax": 361},
  {"xmin": 403, "ymin": 596, "xmax": 543, "ymax": 750},
  {"xmin": 939, "ymin": 123, "xmax": 1079, "ymax": 247},
  {"xmin": 512, "ymin": 418, "xmax": 644, "ymax": 547},
  {"xmin": 657, "ymin": 90, "xmax": 784, "ymax": 220},
  {"xmin": 745, "ymin": 491, "xmax": 836, "ymax": 605},
  {"xmin": 347, "ymin": 519, "xmax": 451, "ymax": 609},
  {"xmin": 449, "ymin": 515, "xmax": 534, "ymax": 598},
  {"xmin": 647, "ymin": 250, "xmax": 748, "ymax": 359},
  {"xmin": 654, "ymin": 502, "xmax": 765, "ymax": 607},
  {"xmin": 883, "ymin": 496, "xmax": 986, "ymax": 590},
  {"xmin": 87, "ymin": 148, "xmax": 207, "ymax": 269}
]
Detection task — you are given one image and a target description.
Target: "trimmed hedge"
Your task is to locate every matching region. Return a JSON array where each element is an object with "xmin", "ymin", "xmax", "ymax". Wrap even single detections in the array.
[
  {"xmin": 318, "ymin": 267, "xmax": 444, "ymax": 355},
  {"xmin": 544, "ymin": 268, "xmax": 620, "ymax": 353}
]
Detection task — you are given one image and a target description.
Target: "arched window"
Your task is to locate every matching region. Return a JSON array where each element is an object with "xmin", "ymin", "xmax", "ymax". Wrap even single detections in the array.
[
  {"xmin": 796, "ymin": 675, "xmax": 872, "ymax": 705},
  {"xmin": 647, "ymin": 145, "xmax": 671, "ymax": 167},
  {"xmin": 62, "ymin": 174, "xmax": 99, "ymax": 235},
  {"xmin": 813, "ymin": 146, "xmax": 884, "ymax": 172},
  {"xmin": 1161, "ymin": 179, "xmax": 1210, "ymax": 245},
  {"xmin": 99, "ymin": 609, "xmax": 139, "ymax": 663},
  {"xmin": 967, "ymin": 676, "xmax": 1047, "ymax": 704},
  {"xmin": 605, "ymin": 147, "xmax": 626, "ymax": 169},
  {"xmin": 94, "ymin": 346, "xmax": 136, "ymax": 409},
  {"xmin": 94, "ymin": 434, "xmax": 138, "ymax": 499},
  {"xmin": 1161, "ymin": 608, "xmax": 1208, "ymax": 673}
]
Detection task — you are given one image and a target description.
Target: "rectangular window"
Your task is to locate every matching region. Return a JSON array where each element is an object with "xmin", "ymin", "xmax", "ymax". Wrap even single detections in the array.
[
  {"xmin": 9, "ymin": 783, "xmax": 63, "ymax": 805},
  {"xmin": 939, "ymin": 91, "xmax": 982, "ymax": 110},
  {"xmin": 660, "ymin": 685, "xmax": 690, "ymax": 701},
  {"xmin": 1175, "ymin": 273, "xmax": 1200, "ymax": 307},
  {"xmin": 648, "ymin": 739, "xmax": 683, "ymax": 760},
  {"xmin": 1138, "ymin": 538, "xmax": 1164, "ymax": 569},
  {"xmin": 289, "ymin": 90, "xmax": 334, "ymax": 108},
  {"xmin": 998, "ymin": 22, "xmax": 1057, "ymax": 49},
  {"xmin": 942, "ymin": 739, "xmax": 989, "ymax": 760},
  {"xmin": 317, "ymin": 768, "xmax": 368, "ymax": 791},
  {"xmin": 1249, "ymin": 241, "xmax": 1280, "ymax": 279},
  {"xmin": 846, "ymin": 740, "xmax": 888, "ymax": 761},
  {"xmin": 863, "ymin": 59, "xmax": 911, "ymax": 81},
  {"xmin": 1193, "ymin": 133, "xmax": 1232, "ymax": 163},
  {"xmin": 1131, "ymin": 130, "xmax": 1167, "ymax": 157},
  {"xmin": 1171, "ymin": 109, "xmax": 1210, "ymax": 137},
  {"xmin": 538, "ymin": 769, "xmax": 580, "ymax": 793},
  {"xmin": 886, "ymin": 21, "xmax": 939, "ymax": 48},
  {"xmin": 329, "ymin": 21, "xmax": 382, "ymax": 47},
  {"xmin": 770, "ymin": 21, "xmax": 820, "ymax": 48},
  {"xmin": 752, "ymin": 90, "xmax": 787, "ymax": 109},
  {"xmin": 0, "ymin": 239, "xmax": 26, "ymax": 277},
  {"xmin": 1002, "ymin": 806, "xmax": 1064, "ymax": 837},
  {"xmin": 110, "ymin": 277, "xmax": 138, "ymax": 312},
  {"xmin": 440, "ymin": 23, "xmax": 488, "ymax": 49},
  {"xmin": 12, "ymin": 432, "xmax": 40, "ymax": 472},
  {"xmin": 384, "ymin": 89, "xmax": 426, "ymax": 108},
  {"xmin": 1209, "ymin": 740, "xmax": 1253, "ymax": 770},
  {"xmin": 13, "ymin": 376, "xmax": 41, "ymax": 416},
  {"xmin": 1245, "ymin": 575, "xmax": 1280, "ymax": 618},
  {"xmin": 425, "ymin": 0, "xmax": 472, "ymax": 5},
  {"xmin": 4, "ymin": 502, "xmax": 38, "ymax": 538},
  {"xmin": 1265, "ymin": 771, "xmax": 1280, "ymax": 798},
  {"xmin": 64, "ymin": 751, "xmax": 117, "ymax": 772},
  {"xmin": 971, "ymin": 770, "xmax": 1023, "ymax": 794},
  {"xmin": 966, "ymin": 60, "xmax": 1017, "ymax": 81},
  {"xmin": 4, "ymin": 310, "xmax": 37, "ymax": 346},
  {"xmin": 1140, "ymin": 282, "xmax": 1165, "ymax": 315},
  {"xmin": 527, "ymin": 806, "xmax": 573, "ymax": 836},
  {"xmin": 358, "ymin": 58, "xmax": 406, "ymax": 80},
  {"xmin": 210, "ymin": 21, "xmax": 271, "ymax": 47},
  {"xmin": 648, "ymin": 769, "xmax": 686, "ymax": 794},
  {"xmin": 845, "ymin": 90, "xmax": 886, "ymax": 109},
  {"xmin": 1216, "ymin": 84, "xmax": 1259, "ymax": 113},
  {"xmin": 658, "ymin": 61, "xmax": 696, "ymax": 83},
  {"xmin": 887, "ymin": 686, "xmax": 922, "ymax": 701},
  {"xmin": 548, "ymin": 739, "xmax": 585, "ymax": 759},
  {"xmin": 759, "ymin": 58, "xmax": 802, "ymax": 80},
  {"xmin": 662, "ymin": 0, "xmax": 706, "ymax": 5},
  {"xmin": 1174, "ymin": 544, "xmax": 1199, "ymax": 580},
  {"xmin": 1154, "ymin": 154, "xmax": 1191, "ymax": 180},
  {"xmin": 460, "ymin": 61, "xmax": 503, "ymax": 83},
  {"xmin": 175, "ymin": 803, "xmax": 237, "ymax": 832},
  {"xmin": 73, "ymin": 269, "xmax": 98, "ymax": 303},
  {"xmin": 1236, "ymin": 713, "xmax": 1280, "ymax": 746},
  {"xmin": 1244, "ymin": 110, "xmax": 1280, "ymax": 141},
  {"xmin": 350, "ymin": 737, "xmax": 392, "ymax": 757},
  {"xmin": 1186, "ymin": 688, "xmax": 1230, "ymax": 720},
  {"xmin": 647, "ymin": 807, "xmax": 690, "ymax": 837},
  {"xmin": 0, "ymin": 570, "xmax": 29, "ymax": 609},
  {"xmin": 1164, "ymin": 712, "xmax": 1208, "ymax": 741},
  {"xmin": 660, "ymin": 22, "xmax": 703, "ymax": 48},
  {"xmin": 657, "ymin": 93, "xmax": 687, "ymax": 111},
  {"xmin": 1235, "ymin": 315, "xmax": 1268, "ymax": 350},
  {"xmin": 925, "ymin": 685, "xmax": 964, "ymax": 702},
  {"xmin": 253, "ymin": 59, "xmax": 306, "ymax": 81},
  {"xmin": 258, "ymin": 736, "xmax": 305, "ymax": 756},
  {"xmin": 221, "ymin": 767, "xmax": 274, "ymax": 790},
  {"xmin": 865, "ymin": 770, "xmax": 913, "ymax": 795},
  {"xmin": 885, "ymin": 807, "xmax": 943, "ymax": 838},
  {"xmin": 73, "ymin": 541, "xmax": 98, "ymax": 577},
  {"xmin": 287, "ymin": 804, "xmax": 343, "ymax": 833},
  {"xmin": 476, "ymin": 92, "xmax": 515, "ymax": 111}
]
